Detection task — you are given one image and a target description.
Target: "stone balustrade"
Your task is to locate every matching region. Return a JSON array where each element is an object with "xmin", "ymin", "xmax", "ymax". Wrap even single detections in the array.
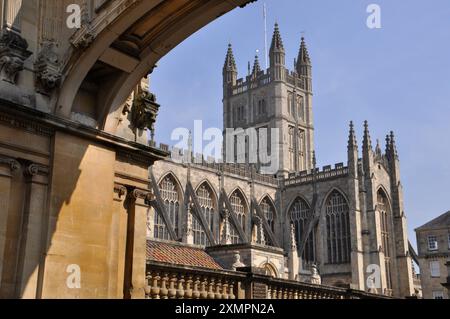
[
  {"xmin": 145, "ymin": 263, "xmax": 245, "ymax": 299},
  {"xmin": 145, "ymin": 262, "xmax": 393, "ymax": 300}
]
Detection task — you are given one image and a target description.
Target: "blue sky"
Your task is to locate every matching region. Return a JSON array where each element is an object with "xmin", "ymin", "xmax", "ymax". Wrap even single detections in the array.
[{"xmin": 151, "ymin": 0, "xmax": 450, "ymax": 248}]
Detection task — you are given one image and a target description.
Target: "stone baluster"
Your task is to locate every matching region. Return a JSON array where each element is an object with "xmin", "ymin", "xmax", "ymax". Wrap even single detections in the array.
[
  {"xmin": 228, "ymin": 281, "xmax": 236, "ymax": 300},
  {"xmin": 200, "ymin": 277, "xmax": 208, "ymax": 299},
  {"xmin": 144, "ymin": 273, "xmax": 151, "ymax": 299},
  {"xmin": 160, "ymin": 273, "xmax": 169, "ymax": 299},
  {"xmin": 222, "ymin": 280, "xmax": 229, "ymax": 300},
  {"xmin": 293, "ymin": 289, "xmax": 299, "ymax": 299},
  {"xmin": 193, "ymin": 276, "xmax": 201, "ymax": 299},
  {"xmin": 176, "ymin": 274, "xmax": 185, "ymax": 299},
  {"xmin": 271, "ymin": 286, "xmax": 278, "ymax": 299},
  {"xmin": 277, "ymin": 287, "xmax": 283, "ymax": 299},
  {"xmin": 267, "ymin": 285, "xmax": 272, "ymax": 299},
  {"xmin": 289, "ymin": 289, "xmax": 294, "ymax": 299},
  {"xmin": 151, "ymin": 272, "xmax": 161, "ymax": 299},
  {"xmin": 207, "ymin": 278, "xmax": 216, "ymax": 299},
  {"xmin": 168, "ymin": 274, "xmax": 177, "ymax": 299},
  {"xmin": 214, "ymin": 278, "xmax": 223, "ymax": 299},
  {"xmin": 185, "ymin": 275, "xmax": 193, "ymax": 299},
  {"xmin": 283, "ymin": 288, "xmax": 288, "ymax": 299}
]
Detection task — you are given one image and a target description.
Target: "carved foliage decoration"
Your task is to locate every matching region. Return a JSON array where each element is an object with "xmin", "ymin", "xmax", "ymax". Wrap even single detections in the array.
[{"xmin": 0, "ymin": 29, "xmax": 32, "ymax": 83}]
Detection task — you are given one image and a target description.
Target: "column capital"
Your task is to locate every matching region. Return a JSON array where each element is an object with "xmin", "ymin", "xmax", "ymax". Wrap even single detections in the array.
[
  {"xmin": 24, "ymin": 163, "xmax": 49, "ymax": 178},
  {"xmin": 113, "ymin": 184, "xmax": 128, "ymax": 201},
  {"xmin": 0, "ymin": 155, "xmax": 20, "ymax": 172},
  {"xmin": 129, "ymin": 188, "xmax": 154, "ymax": 206}
]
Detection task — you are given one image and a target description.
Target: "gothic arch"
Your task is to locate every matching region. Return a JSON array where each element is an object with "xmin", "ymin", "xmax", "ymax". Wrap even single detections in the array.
[
  {"xmin": 258, "ymin": 194, "xmax": 276, "ymax": 208},
  {"xmin": 259, "ymin": 262, "xmax": 279, "ymax": 278},
  {"xmin": 194, "ymin": 179, "xmax": 219, "ymax": 208},
  {"xmin": 56, "ymin": 0, "xmax": 256, "ymax": 130},
  {"xmin": 286, "ymin": 195, "xmax": 311, "ymax": 218},
  {"xmin": 191, "ymin": 181, "xmax": 217, "ymax": 246},
  {"xmin": 153, "ymin": 172, "xmax": 184, "ymax": 240},
  {"xmin": 375, "ymin": 185, "xmax": 392, "ymax": 208},
  {"xmin": 258, "ymin": 194, "xmax": 278, "ymax": 218},
  {"xmin": 228, "ymin": 187, "xmax": 249, "ymax": 244},
  {"xmin": 319, "ymin": 187, "xmax": 350, "ymax": 213},
  {"xmin": 288, "ymin": 196, "xmax": 316, "ymax": 263},
  {"xmin": 157, "ymin": 171, "xmax": 184, "ymax": 197},
  {"xmin": 228, "ymin": 187, "xmax": 250, "ymax": 212},
  {"xmin": 376, "ymin": 186, "xmax": 394, "ymax": 290}
]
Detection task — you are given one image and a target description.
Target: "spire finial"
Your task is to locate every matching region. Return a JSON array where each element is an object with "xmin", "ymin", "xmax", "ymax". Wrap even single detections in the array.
[
  {"xmin": 348, "ymin": 121, "xmax": 358, "ymax": 151},
  {"xmin": 363, "ymin": 120, "xmax": 372, "ymax": 151},
  {"xmin": 252, "ymin": 54, "xmax": 261, "ymax": 76},
  {"xmin": 385, "ymin": 134, "xmax": 391, "ymax": 155},
  {"xmin": 312, "ymin": 151, "xmax": 317, "ymax": 168},
  {"xmin": 270, "ymin": 22, "xmax": 284, "ymax": 52},
  {"xmin": 375, "ymin": 139, "xmax": 382, "ymax": 156},
  {"xmin": 390, "ymin": 131, "xmax": 399, "ymax": 158},
  {"xmin": 223, "ymin": 43, "xmax": 237, "ymax": 72}
]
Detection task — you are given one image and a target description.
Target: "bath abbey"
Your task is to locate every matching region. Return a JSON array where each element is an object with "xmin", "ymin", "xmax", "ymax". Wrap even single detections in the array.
[{"xmin": 0, "ymin": 0, "xmax": 417, "ymax": 299}]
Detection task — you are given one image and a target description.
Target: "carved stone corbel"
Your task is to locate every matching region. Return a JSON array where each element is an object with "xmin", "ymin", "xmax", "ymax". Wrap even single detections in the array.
[
  {"xmin": 70, "ymin": 25, "xmax": 95, "ymax": 49},
  {"xmin": 0, "ymin": 29, "xmax": 32, "ymax": 84},
  {"xmin": 35, "ymin": 41, "xmax": 62, "ymax": 94},
  {"xmin": 130, "ymin": 79, "xmax": 160, "ymax": 134}
]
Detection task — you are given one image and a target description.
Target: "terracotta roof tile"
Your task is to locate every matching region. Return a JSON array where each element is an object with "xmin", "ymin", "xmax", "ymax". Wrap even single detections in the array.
[{"xmin": 146, "ymin": 241, "xmax": 223, "ymax": 270}]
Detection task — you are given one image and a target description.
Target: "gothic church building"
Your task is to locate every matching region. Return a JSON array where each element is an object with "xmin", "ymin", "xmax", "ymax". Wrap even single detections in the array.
[{"xmin": 147, "ymin": 24, "xmax": 415, "ymax": 298}]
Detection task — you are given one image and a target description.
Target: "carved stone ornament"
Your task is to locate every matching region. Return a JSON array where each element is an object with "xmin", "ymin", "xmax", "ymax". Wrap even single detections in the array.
[
  {"xmin": 70, "ymin": 25, "xmax": 95, "ymax": 49},
  {"xmin": 131, "ymin": 80, "xmax": 160, "ymax": 132},
  {"xmin": 35, "ymin": 41, "xmax": 62, "ymax": 94},
  {"xmin": 0, "ymin": 156, "xmax": 20, "ymax": 171},
  {"xmin": 0, "ymin": 29, "xmax": 32, "ymax": 83}
]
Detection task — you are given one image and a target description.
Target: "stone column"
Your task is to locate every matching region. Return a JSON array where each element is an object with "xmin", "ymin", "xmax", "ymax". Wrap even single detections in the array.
[
  {"xmin": 15, "ymin": 163, "xmax": 49, "ymax": 299},
  {"xmin": 124, "ymin": 189, "xmax": 152, "ymax": 299},
  {"xmin": 0, "ymin": 156, "xmax": 20, "ymax": 288},
  {"xmin": 1, "ymin": 0, "xmax": 22, "ymax": 32}
]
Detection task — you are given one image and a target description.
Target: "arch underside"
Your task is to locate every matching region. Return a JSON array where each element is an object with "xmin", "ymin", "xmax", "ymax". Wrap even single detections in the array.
[{"xmin": 58, "ymin": 0, "xmax": 257, "ymax": 133}]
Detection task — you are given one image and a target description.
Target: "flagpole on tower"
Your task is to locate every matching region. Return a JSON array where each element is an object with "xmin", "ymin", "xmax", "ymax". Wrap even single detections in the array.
[{"xmin": 263, "ymin": 3, "xmax": 268, "ymax": 70}]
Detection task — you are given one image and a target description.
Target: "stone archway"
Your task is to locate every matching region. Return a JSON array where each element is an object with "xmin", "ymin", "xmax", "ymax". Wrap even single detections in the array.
[
  {"xmin": 56, "ymin": 0, "xmax": 257, "ymax": 134},
  {"xmin": 0, "ymin": 0, "xmax": 257, "ymax": 299}
]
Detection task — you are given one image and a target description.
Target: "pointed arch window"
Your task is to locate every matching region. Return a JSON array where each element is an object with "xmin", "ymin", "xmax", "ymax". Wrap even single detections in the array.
[
  {"xmin": 378, "ymin": 189, "xmax": 393, "ymax": 290},
  {"xmin": 325, "ymin": 191, "xmax": 351, "ymax": 264},
  {"xmin": 193, "ymin": 184, "xmax": 216, "ymax": 246},
  {"xmin": 261, "ymin": 198, "xmax": 275, "ymax": 232},
  {"xmin": 229, "ymin": 191, "xmax": 247, "ymax": 244},
  {"xmin": 259, "ymin": 197, "xmax": 276, "ymax": 246},
  {"xmin": 154, "ymin": 176, "xmax": 180, "ymax": 240},
  {"xmin": 290, "ymin": 198, "xmax": 315, "ymax": 262}
]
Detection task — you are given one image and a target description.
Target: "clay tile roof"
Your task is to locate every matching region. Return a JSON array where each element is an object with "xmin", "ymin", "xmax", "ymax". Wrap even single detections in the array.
[
  {"xmin": 416, "ymin": 211, "xmax": 450, "ymax": 231},
  {"xmin": 146, "ymin": 240, "xmax": 223, "ymax": 270}
]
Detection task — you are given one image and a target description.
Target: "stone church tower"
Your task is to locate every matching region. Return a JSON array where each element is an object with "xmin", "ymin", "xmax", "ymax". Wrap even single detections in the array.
[{"xmin": 223, "ymin": 24, "xmax": 314, "ymax": 176}]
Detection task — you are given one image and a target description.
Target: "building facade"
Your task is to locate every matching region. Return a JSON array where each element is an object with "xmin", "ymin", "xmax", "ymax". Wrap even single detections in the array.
[
  {"xmin": 0, "ymin": 1, "xmax": 415, "ymax": 299},
  {"xmin": 146, "ymin": 24, "xmax": 416, "ymax": 298},
  {"xmin": 415, "ymin": 211, "xmax": 450, "ymax": 299}
]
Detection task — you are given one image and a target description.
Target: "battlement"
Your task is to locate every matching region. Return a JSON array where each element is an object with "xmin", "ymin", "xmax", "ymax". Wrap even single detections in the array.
[
  {"xmin": 229, "ymin": 68, "xmax": 307, "ymax": 96},
  {"xmin": 150, "ymin": 141, "xmax": 279, "ymax": 186},
  {"xmin": 284, "ymin": 163, "xmax": 349, "ymax": 187}
]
